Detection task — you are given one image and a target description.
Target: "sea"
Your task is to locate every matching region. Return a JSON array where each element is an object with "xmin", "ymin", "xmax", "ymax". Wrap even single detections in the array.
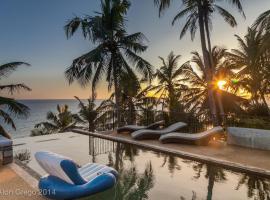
[{"xmin": 3, "ymin": 99, "xmax": 102, "ymax": 139}]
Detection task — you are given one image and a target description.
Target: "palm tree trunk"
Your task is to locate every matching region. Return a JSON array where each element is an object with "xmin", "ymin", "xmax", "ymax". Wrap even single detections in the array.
[
  {"xmin": 204, "ymin": 17, "xmax": 225, "ymax": 125},
  {"xmin": 197, "ymin": 2, "xmax": 218, "ymax": 125},
  {"xmin": 112, "ymin": 56, "xmax": 121, "ymax": 127}
]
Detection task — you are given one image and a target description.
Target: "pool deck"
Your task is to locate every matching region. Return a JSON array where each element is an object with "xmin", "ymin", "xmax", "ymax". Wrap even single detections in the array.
[
  {"xmin": 73, "ymin": 129, "xmax": 270, "ymax": 178},
  {"xmin": 0, "ymin": 164, "xmax": 45, "ymax": 200}
]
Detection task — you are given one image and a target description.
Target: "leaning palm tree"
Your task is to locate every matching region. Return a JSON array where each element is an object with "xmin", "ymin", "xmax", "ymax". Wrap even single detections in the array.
[
  {"xmin": 150, "ymin": 51, "xmax": 188, "ymax": 122},
  {"xmin": 64, "ymin": 0, "xmax": 153, "ymax": 126},
  {"xmin": 35, "ymin": 104, "xmax": 83, "ymax": 134},
  {"xmin": 227, "ymin": 28, "xmax": 270, "ymax": 115},
  {"xmin": 0, "ymin": 62, "xmax": 31, "ymax": 139},
  {"xmin": 75, "ymin": 96, "xmax": 98, "ymax": 132},
  {"xmin": 154, "ymin": 0, "xmax": 245, "ymax": 124}
]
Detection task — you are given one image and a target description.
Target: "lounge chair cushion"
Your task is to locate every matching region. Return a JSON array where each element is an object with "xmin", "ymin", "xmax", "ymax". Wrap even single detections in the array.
[
  {"xmin": 117, "ymin": 120, "xmax": 164, "ymax": 133},
  {"xmin": 132, "ymin": 122, "xmax": 187, "ymax": 140},
  {"xmin": 159, "ymin": 126, "xmax": 224, "ymax": 145}
]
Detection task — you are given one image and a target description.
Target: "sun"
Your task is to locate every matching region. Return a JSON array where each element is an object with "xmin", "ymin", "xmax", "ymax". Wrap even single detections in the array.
[{"xmin": 217, "ymin": 80, "xmax": 227, "ymax": 90}]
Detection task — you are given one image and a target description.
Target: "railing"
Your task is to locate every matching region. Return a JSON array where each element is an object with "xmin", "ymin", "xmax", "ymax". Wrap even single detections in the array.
[
  {"xmin": 95, "ymin": 109, "xmax": 214, "ymax": 133},
  {"xmin": 93, "ymin": 109, "xmax": 270, "ymax": 132}
]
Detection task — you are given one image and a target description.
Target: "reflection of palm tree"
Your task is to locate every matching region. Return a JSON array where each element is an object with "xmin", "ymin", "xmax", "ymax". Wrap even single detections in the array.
[
  {"xmin": 192, "ymin": 163, "xmax": 226, "ymax": 200},
  {"xmin": 161, "ymin": 154, "xmax": 181, "ymax": 175},
  {"xmin": 85, "ymin": 162, "xmax": 154, "ymax": 200},
  {"xmin": 236, "ymin": 174, "xmax": 270, "ymax": 200},
  {"xmin": 116, "ymin": 163, "xmax": 154, "ymax": 200}
]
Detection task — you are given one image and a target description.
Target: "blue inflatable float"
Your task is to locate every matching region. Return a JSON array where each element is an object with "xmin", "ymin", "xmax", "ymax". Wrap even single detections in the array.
[{"xmin": 35, "ymin": 151, "xmax": 118, "ymax": 200}]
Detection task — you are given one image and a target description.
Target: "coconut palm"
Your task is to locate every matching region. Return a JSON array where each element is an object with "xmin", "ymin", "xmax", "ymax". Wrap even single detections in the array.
[
  {"xmin": 154, "ymin": 0, "xmax": 245, "ymax": 124},
  {"xmin": 253, "ymin": 9, "xmax": 270, "ymax": 31},
  {"xmin": 183, "ymin": 46, "xmax": 247, "ymax": 117},
  {"xmin": 0, "ymin": 62, "xmax": 31, "ymax": 139},
  {"xmin": 64, "ymin": 0, "xmax": 153, "ymax": 126},
  {"xmin": 227, "ymin": 28, "xmax": 270, "ymax": 115},
  {"xmin": 35, "ymin": 104, "xmax": 83, "ymax": 133},
  {"xmin": 75, "ymin": 96, "xmax": 98, "ymax": 132},
  {"xmin": 152, "ymin": 52, "xmax": 188, "ymax": 113}
]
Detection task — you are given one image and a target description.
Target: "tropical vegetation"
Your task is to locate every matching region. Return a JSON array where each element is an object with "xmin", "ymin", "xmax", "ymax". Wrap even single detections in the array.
[
  {"xmin": 0, "ymin": 62, "xmax": 31, "ymax": 139},
  {"xmin": 31, "ymin": 104, "xmax": 83, "ymax": 136},
  {"xmin": 64, "ymin": 0, "xmax": 153, "ymax": 126}
]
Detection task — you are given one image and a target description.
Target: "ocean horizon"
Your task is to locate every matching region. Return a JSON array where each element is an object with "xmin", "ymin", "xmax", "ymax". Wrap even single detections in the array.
[{"xmin": 4, "ymin": 99, "xmax": 103, "ymax": 139}]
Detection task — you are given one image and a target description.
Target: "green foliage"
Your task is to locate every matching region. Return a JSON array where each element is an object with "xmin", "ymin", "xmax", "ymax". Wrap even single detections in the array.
[
  {"xmin": 64, "ymin": 0, "xmax": 153, "ymax": 125},
  {"xmin": 75, "ymin": 96, "xmax": 98, "ymax": 132},
  {"xmin": 14, "ymin": 149, "xmax": 31, "ymax": 164},
  {"xmin": 34, "ymin": 104, "xmax": 83, "ymax": 134},
  {"xmin": 0, "ymin": 62, "xmax": 31, "ymax": 138}
]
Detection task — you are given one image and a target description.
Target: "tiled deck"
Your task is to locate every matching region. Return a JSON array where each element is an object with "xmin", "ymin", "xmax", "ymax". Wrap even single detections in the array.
[
  {"xmin": 73, "ymin": 129, "xmax": 270, "ymax": 177},
  {"xmin": 0, "ymin": 164, "xmax": 44, "ymax": 200}
]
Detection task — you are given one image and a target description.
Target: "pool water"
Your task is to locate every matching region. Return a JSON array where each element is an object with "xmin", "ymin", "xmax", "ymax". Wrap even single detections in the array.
[{"xmin": 81, "ymin": 137, "xmax": 270, "ymax": 200}]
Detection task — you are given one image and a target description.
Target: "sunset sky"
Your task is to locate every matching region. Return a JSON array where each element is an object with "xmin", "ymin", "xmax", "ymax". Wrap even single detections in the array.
[{"xmin": 1, "ymin": 0, "xmax": 270, "ymax": 100}]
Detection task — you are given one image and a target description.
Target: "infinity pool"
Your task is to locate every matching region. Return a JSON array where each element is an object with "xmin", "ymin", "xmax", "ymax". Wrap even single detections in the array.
[{"xmin": 80, "ymin": 136, "xmax": 270, "ymax": 200}]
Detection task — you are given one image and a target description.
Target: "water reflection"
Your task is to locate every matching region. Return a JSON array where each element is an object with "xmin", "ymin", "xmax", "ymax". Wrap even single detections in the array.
[
  {"xmin": 82, "ymin": 136, "xmax": 270, "ymax": 200},
  {"xmin": 192, "ymin": 163, "xmax": 227, "ymax": 200},
  {"xmin": 236, "ymin": 174, "xmax": 270, "ymax": 200}
]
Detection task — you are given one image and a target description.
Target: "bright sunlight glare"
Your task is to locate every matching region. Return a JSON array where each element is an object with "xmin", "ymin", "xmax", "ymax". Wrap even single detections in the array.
[{"xmin": 217, "ymin": 80, "xmax": 227, "ymax": 90}]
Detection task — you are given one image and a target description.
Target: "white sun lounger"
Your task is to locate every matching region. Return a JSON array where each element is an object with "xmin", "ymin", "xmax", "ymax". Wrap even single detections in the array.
[
  {"xmin": 117, "ymin": 120, "xmax": 164, "ymax": 133},
  {"xmin": 159, "ymin": 126, "xmax": 224, "ymax": 145},
  {"xmin": 131, "ymin": 122, "xmax": 187, "ymax": 140}
]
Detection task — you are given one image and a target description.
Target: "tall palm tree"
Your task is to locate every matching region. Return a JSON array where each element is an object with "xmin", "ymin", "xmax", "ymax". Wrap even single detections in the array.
[
  {"xmin": 227, "ymin": 28, "xmax": 270, "ymax": 115},
  {"xmin": 154, "ymin": 0, "xmax": 245, "ymax": 125},
  {"xmin": 35, "ymin": 104, "xmax": 83, "ymax": 133},
  {"xmin": 151, "ymin": 51, "xmax": 188, "ymax": 121},
  {"xmin": 0, "ymin": 62, "xmax": 31, "ymax": 139},
  {"xmin": 64, "ymin": 0, "xmax": 153, "ymax": 126},
  {"xmin": 75, "ymin": 96, "xmax": 98, "ymax": 132},
  {"xmin": 183, "ymin": 46, "xmax": 247, "ymax": 117}
]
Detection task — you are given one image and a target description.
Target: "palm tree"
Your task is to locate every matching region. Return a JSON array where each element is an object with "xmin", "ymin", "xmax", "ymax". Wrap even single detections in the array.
[
  {"xmin": 150, "ymin": 51, "xmax": 188, "ymax": 122},
  {"xmin": 34, "ymin": 104, "xmax": 83, "ymax": 134},
  {"xmin": 153, "ymin": 52, "xmax": 187, "ymax": 110},
  {"xmin": 75, "ymin": 96, "xmax": 98, "ymax": 132},
  {"xmin": 154, "ymin": 0, "xmax": 245, "ymax": 125},
  {"xmin": 64, "ymin": 0, "xmax": 153, "ymax": 126},
  {"xmin": 227, "ymin": 28, "xmax": 270, "ymax": 115},
  {"xmin": 183, "ymin": 46, "xmax": 247, "ymax": 117},
  {"xmin": 253, "ymin": 9, "xmax": 270, "ymax": 31},
  {"xmin": 0, "ymin": 62, "xmax": 31, "ymax": 139}
]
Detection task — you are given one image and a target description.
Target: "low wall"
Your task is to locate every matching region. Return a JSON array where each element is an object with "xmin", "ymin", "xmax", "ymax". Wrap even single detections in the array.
[{"xmin": 227, "ymin": 127, "xmax": 270, "ymax": 151}]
